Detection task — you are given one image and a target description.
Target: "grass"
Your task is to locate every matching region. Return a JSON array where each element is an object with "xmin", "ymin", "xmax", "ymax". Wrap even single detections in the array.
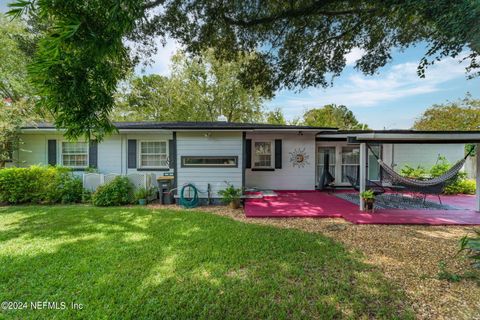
[{"xmin": 0, "ymin": 206, "xmax": 413, "ymax": 319}]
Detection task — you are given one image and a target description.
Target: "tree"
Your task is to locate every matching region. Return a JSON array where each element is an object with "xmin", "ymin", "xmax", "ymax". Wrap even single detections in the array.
[
  {"xmin": 302, "ymin": 104, "xmax": 368, "ymax": 130},
  {"xmin": 0, "ymin": 14, "xmax": 40, "ymax": 168},
  {"xmin": 0, "ymin": 14, "xmax": 33, "ymax": 101},
  {"xmin": 113, "ymin": 50, "xmax": 267, "ymax": 122},
  {"xmin": 8, "ymin": 0, "xmax": 479, "ymax": 138},
  {"xmin": 265, "ymin": 108, "xmax": 287, "ymax": 125},
  {"xmin": 413, "ymin": 95, "xmax": 480, "ymax": 131}
]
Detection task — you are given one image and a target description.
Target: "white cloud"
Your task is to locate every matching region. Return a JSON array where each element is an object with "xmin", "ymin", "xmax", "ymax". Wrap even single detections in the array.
[
  {"xmin": 277, "ymin": 55, "xmax": 469, "ymax": 110},
  {"xmin": 344, "ymin": 48, "xmax": 365, "ymax": 66}
]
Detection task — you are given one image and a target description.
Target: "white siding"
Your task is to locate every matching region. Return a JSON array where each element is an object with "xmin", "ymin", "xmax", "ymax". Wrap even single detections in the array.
[
  {"xmin": 246, "ymin": 132, "xmax": 316, "ymax": 190},
  {"xmin": 384, "ymin": 143, "xmax": 465, "ymax": 171},
  {"xmin": 176, "ymin": 131, "xmax": 242, "ymax": 198}
]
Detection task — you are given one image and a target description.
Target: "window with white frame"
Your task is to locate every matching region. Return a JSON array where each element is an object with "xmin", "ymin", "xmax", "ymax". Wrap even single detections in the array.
[
  {"xmin": 61, "ymin": 142, "xmax": 89, "ymax": 168},
  {"xmin": 139, "ymin": 141, "xmax": 168, "ymax": 168},
  {"xmin": 253, "ymin": 141, "xmax": 273, "ymax": 168}
]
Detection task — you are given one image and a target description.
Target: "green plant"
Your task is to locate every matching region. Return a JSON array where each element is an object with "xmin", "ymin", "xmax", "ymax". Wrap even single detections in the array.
[
  {"xmin": 0, "ymin": 166, "xmax": 82, "ymax": 204},
  {"xmin": 400, "ymin": 164, "xmax": 428, "ymax": 179},
  {"xmin": 85, "ymin": 166, "xmax": 98, "ymax": 173},
  {"xmin": 459, "ymin": 229, "xmax": 480, "ymax": 269},
  {"xmin": 437, "ymin": 261, "xmax": 462, "ymax": 282},
  {"xmin": 92, "ymin": 176, "xmax": 134, "ymax": 206},
  {"xmin": 400, "ymin": 156, "xmax": 476, "ymax": 195},
  {"xmin": 218, "ymin": 184, "xmax": 242, "ymax": 204},
  {"xmin": 82, "ymin": 189, "xmax": 93, "ymax": 203},
  {"xmin": 360, "ymin": 189, "xmax": 375, "ymax": 201},
  {"xmin": 134, "ymin": 187, "xmax": 155, "ymax": 201}
]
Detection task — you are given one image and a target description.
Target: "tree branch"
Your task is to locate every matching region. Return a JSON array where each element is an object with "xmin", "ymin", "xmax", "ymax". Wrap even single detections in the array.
[{"xmin": 223, "ymin": 2, "xmax": 375, "ymax": 27}]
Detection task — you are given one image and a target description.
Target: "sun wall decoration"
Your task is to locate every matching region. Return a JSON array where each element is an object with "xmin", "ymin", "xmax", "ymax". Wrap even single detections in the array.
[{"xmin": 289, "ymin": 147, "xmax": 310, "ymax": 168}]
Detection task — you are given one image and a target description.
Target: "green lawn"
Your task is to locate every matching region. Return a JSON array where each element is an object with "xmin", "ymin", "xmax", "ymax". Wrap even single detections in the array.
[{"xmin": 0, "ymin": 206, "xmax": 413, "ymax": 319}]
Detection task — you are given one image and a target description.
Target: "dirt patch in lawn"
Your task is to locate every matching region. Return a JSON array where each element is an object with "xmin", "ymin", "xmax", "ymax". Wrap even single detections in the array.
[{"xmin": 151, "ymin": 204, "xmax": 480, "ymax": 320}]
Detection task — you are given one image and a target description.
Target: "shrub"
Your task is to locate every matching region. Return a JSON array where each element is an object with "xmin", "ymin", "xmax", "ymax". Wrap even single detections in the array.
[
  {"xmin": 400, "ymin": 156, "xmax": 476, "ymax": 195},
  {"xmin": 0, "ymin": 166, "xmax": 82, "ymax": 204},
  {"xmin": 92, "ymin": 176, "xmax": 134, "ymax": 206},
  {"xmin": 400, "ymin": 164, "xmax": 428, "ymax": 179}
]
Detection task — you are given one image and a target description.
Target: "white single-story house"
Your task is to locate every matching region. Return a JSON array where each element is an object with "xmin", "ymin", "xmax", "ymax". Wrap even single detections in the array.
[{"xmin": 15, "ymin": 121, "xmax": 480, "ymax": 209}]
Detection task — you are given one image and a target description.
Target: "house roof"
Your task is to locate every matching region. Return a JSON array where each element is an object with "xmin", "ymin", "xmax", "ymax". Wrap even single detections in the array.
[{"xmin": 22, "ymin": 121, "xmax": 336, "ymax": 132}]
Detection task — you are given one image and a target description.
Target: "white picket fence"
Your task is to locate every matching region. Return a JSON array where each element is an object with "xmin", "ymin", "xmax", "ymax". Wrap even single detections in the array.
[{"xmin": 83, "ymin": 173, "xmax": 157, "ymax": 192}]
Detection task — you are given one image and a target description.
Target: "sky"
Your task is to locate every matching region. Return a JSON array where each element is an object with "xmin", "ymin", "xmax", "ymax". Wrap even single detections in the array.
[
  {"xmin": 2, "ymin": 0, "xmax": 479, "ymax": 129},
  {"xmin": 140, "ymin": 40, "xmax": 480, "ymax": 129}
]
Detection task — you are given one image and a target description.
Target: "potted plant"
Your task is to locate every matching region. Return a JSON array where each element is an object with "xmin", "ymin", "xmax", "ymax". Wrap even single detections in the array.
[
  {"xmin": 360, "ymin": 189, "xmax": 376, "ymax": 212},
  {"xmin": 218, "ymin": 184, "xmax": 242, "ymax": 209},
  {"xmin": 135, "ymin": 187, "xmax": 154, "ymax": 205}
]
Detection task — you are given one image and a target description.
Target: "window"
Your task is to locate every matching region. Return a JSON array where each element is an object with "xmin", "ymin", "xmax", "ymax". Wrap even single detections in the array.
[
  {"xmin": 253, "ymin": 141, "xmax": 273, "ymax": 168},
  {"xmin": 341, "ymin": 146, "xmax": 360, "ymax": 183},
  {"xmin": 139, "ymin": 141, "xmax": 168, "ymax": 168},
  {"xmin": 181, "ymin": 156, "xmax": 238, "ymax": 167},
  {"xmin": 62, "ymin": 142, "xmax": 88, "ymax": 168}
]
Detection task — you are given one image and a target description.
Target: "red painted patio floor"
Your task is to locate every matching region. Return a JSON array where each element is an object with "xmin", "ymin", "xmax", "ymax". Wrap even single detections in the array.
[{"xmin": 244, "ymin": 191, "xmax": 480, "ymax": 225}]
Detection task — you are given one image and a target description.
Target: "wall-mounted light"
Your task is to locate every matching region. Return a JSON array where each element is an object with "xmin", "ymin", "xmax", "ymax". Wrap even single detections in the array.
[
  {"xmin": 204, "ymin": 132, "xmax": 212, "ymax": 138},
  {"xmin": 297, "ymin": 131, "xmax": 303, "ymax": 136}
]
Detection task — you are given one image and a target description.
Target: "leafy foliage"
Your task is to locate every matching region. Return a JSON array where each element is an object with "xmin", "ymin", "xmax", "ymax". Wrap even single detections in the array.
[
  {"xmin": 265, "ymin": 107, "xmax": 287, "ymax": 125},
  {"xmin": 218, "ymin": 184, "xmax": 242, "ymax": 204},
  {"xmin": 0, "ymin": 166, "xmax": 83, "ymax": 204},
  {"xmin": 459, "ymin": 230, "xmax": 480, "ymax": 269},
  {"xmin": 360, "ymin": 190, "xmax": 375, "ymax": 201},
  {"xmin": 134, "ymin": 187, "xmax": 155, "ymax": 201},
  {"xmin": 113, "ymin": 50, "xmax": 268, "ymax": 123},
  {"xmin": 302, "ymin": 104, "xmax": 368, "ymax": 129},
  {"xmin": 7, "ymin": 0, "xmax": 479, "ymax": 137},
  {"xmin": 92, "ymin": 176, "xmax": 134, "ymax": 206},
  {"xmin": 8, "ymin": 0, "xmax": 144, "ymax": 140},
  {"xmin": 0, "ymin": 14, "xmax": 34, "ymax": 101},
  {"xmin": 413, "ymin": 95, "xmax": 480, "ymax": 131},
  {"xmin": 399, "ymin": 156, "xmax": 476, "ymax": 194}
]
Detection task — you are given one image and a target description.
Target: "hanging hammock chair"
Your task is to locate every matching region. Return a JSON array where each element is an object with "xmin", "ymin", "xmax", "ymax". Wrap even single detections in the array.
[{"xmin": 368, "ymin": 145, "xmax": 474, "ymax": 199}]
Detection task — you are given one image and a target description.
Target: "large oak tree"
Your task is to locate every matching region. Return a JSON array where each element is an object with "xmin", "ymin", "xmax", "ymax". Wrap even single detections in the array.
[{"xmin": 8, "ymin": 0, "xmax": 480, "ymax": 138}]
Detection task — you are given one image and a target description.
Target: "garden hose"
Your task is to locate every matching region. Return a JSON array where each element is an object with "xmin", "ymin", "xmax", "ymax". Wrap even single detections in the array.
[{"xmin": 179, "ymin": 183, "xmax": 199, "ymax": 208}]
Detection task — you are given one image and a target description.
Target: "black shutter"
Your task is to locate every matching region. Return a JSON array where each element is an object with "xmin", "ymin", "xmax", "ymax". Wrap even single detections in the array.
[
  {"xmin": 127, "ymin": 139, "xmax": 137, "ymax": 169},
  {"xmin": 245, "ymin": 139, "xmax": 252, "ymax": 168},
  {"xmin": 275, "ymin": 139, "xmax": 282, "ymax": 169},
  {"xmin": 89, "ymin": 140, "xmax": 98, "ymax": 168},
  {"xmin": 47, "ymin": 139, "xmax": 57, "ymax": 166},
  {"xmin": 168, "ymin": 139, "xmax": 176, "ymax": 169}
]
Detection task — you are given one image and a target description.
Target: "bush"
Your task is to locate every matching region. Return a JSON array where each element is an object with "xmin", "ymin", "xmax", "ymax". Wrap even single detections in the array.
[
  {"xmin": 400, "ymin": 156, "xmax": 476, "ymax": 195},
  {"xmin": 0, "ymin": 166, "xmax": 83, "ymax": 204},
  {"xmin": 400, "ymin": 164, "xmax": 428, "ymax": 179},
  {"xmin": 92, "ymin": 176, "xmax": 134, "ymax": 206}
]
